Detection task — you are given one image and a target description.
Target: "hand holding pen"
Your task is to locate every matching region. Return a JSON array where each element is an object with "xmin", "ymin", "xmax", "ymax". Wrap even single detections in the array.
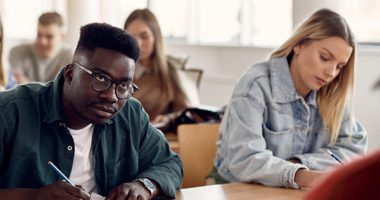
[
  {"xmin": 48, "ymin": 161, "xmax": 76, "ymax": 186},
  {"xmin": 40, "ymin": 161, "xmax": 91, "ymax": 200},
  {"xmin": 326, "ymin": 149, "xmax": 344, "ymax": 164}
]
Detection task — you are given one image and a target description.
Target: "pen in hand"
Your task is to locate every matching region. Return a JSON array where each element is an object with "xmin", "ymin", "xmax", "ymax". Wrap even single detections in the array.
[
  {"xmin": 325, "ymin": 149, "xmax": 343, "ymax": 164},
  {"xmin": 48, "ymin": 161, "xmax": 76, "ymax": 186}
]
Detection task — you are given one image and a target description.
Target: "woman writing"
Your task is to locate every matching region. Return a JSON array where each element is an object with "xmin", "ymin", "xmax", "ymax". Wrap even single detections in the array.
[{"xmin": 213, "ymin": 9, "xmax": 367, "ymax": 189}]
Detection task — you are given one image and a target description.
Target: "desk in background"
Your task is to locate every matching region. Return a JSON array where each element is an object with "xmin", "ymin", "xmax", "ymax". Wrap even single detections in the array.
[{"xmin": 176, "ymin": 183, "xmax": 305, "ymax": 200}]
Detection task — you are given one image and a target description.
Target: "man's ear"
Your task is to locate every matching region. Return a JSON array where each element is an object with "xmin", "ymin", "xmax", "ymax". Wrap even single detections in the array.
[{"xmin": 64, "ymin": 64, "xmax": 74, "ymax": 83}]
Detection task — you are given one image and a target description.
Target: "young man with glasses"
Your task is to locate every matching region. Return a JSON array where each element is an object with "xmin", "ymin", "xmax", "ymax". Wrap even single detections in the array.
[{"xmin": 0, "ymin": 23, "xmax": 182, "ymax": 200}]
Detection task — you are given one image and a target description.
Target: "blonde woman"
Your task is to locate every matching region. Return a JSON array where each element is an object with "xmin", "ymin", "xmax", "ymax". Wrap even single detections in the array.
[
  {"xmin": 213, "ymin": 9, "xmax": 367, "ymax": 189},
  {"xmin": 124, "ymin": 9, "xmax": 191, "ymax": 130}
]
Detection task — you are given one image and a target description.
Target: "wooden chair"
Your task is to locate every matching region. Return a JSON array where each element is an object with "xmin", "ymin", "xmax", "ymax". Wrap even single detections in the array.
[{"xmin": 177, "ymin": 123, "xmax": 220, "ymax": 188}]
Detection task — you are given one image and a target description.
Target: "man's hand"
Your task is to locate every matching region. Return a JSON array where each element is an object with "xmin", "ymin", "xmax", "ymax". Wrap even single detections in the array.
[
  {"xmin": 34, "ymin": 181, "xmax": 91, "ymax": 200},
  {"xmin": 106, "ymin": 182, "xmax": 151, "ymax": 200}
]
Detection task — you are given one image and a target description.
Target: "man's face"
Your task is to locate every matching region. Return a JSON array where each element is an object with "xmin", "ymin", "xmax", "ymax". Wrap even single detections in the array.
[
  {"xmin": 35, "ymin": 24, "xmax": 64, "ymax": 58},
  {"xmin": 63, "ymin": 48, "xmax": 136, "ymax": 129}
]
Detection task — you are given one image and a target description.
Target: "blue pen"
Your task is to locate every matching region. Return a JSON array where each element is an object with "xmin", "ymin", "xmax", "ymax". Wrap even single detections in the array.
[
  {"xmin": 326, "ymin": 149, "xmax": 343, "ymax": 164},
  {"xmin": 48, "ymin": 161, "xmax": 76, "ymax": 186}
]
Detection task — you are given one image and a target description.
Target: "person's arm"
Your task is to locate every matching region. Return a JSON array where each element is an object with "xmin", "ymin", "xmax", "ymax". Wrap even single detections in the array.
[
  {"xmin": 220, "ymin": 93, "xmax": 308, "ymax": 189},
  {"xmin": 105, "ymin": 179, "xmax": 160, "ymax": 200},
  {"xmin": 293, "ymin": 106, "xmax": 368, "ymax": 171},
  {"xmin": 106, "ymin": 102, "xmax": 182, "ymax": 199},
  {"xmin": 294, "ymin": 169, "xmax": 325, "ymax": 188},
  {"xmin": 8, "ymin": 46, "xmax": 31, "ymax": 84},
  {"xmin": 136, "ymin": 113, "xmax": 182, "ymax": 198},
  {"xmin": 150, "ymin": 74, "xmax": 191, "ymax": 129},
  {"xmin": 0, "ymin": 182, "xmax": 90, "ymax": 200},
  {"xmin": 12, "ymin": 68, "xmax": 30, "ymax": 84},
  {"xmin": 0, "ymin": 102, "xmax": 90, "ymax": 200}
]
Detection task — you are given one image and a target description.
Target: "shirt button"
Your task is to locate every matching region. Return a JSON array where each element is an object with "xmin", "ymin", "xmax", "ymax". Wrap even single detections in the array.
[{"xmin": 67, "ymin": 146, "xmax": 73, "ymax": 151}]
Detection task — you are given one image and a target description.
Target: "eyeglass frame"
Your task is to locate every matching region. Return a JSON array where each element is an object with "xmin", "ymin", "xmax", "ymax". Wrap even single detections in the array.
[{"xmin": 73, "ymin": 61, "xmax": 139, "ymax": 99}]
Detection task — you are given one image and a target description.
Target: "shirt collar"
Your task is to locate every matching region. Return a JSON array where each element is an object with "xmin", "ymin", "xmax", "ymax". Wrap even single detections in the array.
[
  {"xmin": 269, "ymin": 57, "xmax": 318, "ymax": 107},
  {"xmin": 43, "ymin": 69, "xmax": 66, "ymax": 124},
  {"xmin": 269, "ymin": 57, "xmax": 298, "ymax": 103}
]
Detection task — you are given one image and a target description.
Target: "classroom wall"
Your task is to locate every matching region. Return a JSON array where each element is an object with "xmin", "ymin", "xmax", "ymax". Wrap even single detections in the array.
[{"xmin": 166, "ymin": 43, "xmax": 380, "ymax": 151}]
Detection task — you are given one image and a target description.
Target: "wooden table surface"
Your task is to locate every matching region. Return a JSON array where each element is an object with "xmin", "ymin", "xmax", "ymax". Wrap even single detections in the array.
[{"xmin": 175, "ymin": 183, "xmax": 306, "ymax": 200}]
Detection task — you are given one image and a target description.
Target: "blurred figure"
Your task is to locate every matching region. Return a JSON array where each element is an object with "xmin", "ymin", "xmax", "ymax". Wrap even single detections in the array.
[
  {"xmin": 124, "ymin": 8, "xmax": 191, "ymax": 130},
  {"xmin": 0, "ymin": 15, "xmax": 16, "ymax": 91},
  {"xmin": 8, "ymin": 11, "xmax": 73, "ymax": 84},
  {"xmin": 305, "ymin": 149, "xmax": 380, "ymax": 200}
]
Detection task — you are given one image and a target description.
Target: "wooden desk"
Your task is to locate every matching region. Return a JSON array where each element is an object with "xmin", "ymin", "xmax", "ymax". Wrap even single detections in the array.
[{"xmin": 176, "ymin": 183, "xmax": 305, "ymax": 200}]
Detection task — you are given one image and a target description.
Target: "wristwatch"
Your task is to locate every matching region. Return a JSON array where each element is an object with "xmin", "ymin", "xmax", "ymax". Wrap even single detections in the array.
[{"xmin": 136, "ymin": 178, "xmax": 156, "ymax": 198}]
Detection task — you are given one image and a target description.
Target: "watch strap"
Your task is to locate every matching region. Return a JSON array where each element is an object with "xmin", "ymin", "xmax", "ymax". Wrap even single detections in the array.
[{"xmin": 136, "ymin": 178, "xmax": 156, "ymax": 198}]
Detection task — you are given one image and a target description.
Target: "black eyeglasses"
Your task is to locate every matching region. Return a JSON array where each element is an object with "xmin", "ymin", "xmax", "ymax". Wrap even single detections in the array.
[{"xmin": 73, "ymin": 61, "xmax": 139, "ymax": 99}]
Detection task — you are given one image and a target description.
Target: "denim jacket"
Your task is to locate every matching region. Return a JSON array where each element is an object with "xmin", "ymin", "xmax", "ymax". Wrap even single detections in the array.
[{"xmin": 214, "ymin": 57, "xmax": 367, "ymax": 188}]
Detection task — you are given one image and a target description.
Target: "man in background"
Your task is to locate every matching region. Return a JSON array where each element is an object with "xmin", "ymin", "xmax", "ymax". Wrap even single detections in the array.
[{"xmin": 8, "ymin": 11, "xmax": 73, "ymax": 83}]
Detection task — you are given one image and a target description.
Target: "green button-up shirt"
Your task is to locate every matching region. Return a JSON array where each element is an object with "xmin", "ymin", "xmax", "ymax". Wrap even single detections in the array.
[{"xmin": 0, "ymin": 70, "xmax": 183, "ymax": 198}]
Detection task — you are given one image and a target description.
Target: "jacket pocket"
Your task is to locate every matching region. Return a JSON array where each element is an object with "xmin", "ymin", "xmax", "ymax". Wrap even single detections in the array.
[{"xmin": 262, "ymin": 125, "xmax": 293, "ymax": 159}]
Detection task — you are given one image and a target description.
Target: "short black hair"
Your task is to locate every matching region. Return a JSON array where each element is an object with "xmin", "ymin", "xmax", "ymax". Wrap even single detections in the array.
[{"xmin": 74, "ymin": 23, "xmax": 140, "ymax": 62}]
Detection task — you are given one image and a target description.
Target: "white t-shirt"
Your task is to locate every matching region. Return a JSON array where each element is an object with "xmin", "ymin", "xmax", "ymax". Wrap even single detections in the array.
[{"xmin": 67, "ymin": 124, "xmax": 96, "ymax": 193}]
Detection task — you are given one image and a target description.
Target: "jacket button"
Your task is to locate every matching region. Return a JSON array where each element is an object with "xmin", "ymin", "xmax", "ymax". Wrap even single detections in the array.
[{"xmin": 67, "ymin": 146, "xmax": 73, "ymax": 151}]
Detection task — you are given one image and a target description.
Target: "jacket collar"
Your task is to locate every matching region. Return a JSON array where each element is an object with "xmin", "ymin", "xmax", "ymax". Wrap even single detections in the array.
[
  {"xmin": 269, "ymin": 57, "xmax": 317, "ymax": 108},
  {"xmin": 43, "ymin": 69, "xmax": 66, "ymax": 124}
]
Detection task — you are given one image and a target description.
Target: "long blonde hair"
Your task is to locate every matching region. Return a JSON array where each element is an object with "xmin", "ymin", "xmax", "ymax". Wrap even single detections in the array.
[
  {"xmin": 124, "ymin": 9, "xmax": 173, "ymax": 100},
  {"xmin": 271, "ymin": 9, "xmax": 356, "ymax": 144}
]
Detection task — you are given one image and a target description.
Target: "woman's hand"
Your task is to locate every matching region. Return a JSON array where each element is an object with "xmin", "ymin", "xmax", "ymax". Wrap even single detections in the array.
[
  {"xmin": 294, "ymin": 169, "xmax": 325, "ymax": 189},
  {"xmin": 151, "ymin": 114, "xmax": 170, "ymax": 129}
]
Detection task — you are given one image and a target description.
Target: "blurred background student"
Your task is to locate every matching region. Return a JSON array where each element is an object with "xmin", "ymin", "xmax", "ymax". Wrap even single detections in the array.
[
  {"xmin": 124, "ymin": 8, "xmax": 192, "ymax": 130},
  {"xmin": 8, "ymin": 11, "xmax": 73, "ymax": 84},
  {"xmin": 0, "ymin": 15, "xmax": 15, "ymax": 92}
]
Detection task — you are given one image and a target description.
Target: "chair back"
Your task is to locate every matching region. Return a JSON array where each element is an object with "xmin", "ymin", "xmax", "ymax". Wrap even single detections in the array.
[
  {"xmin": 167, "ymin": 54, "xmax": 203, "ymax": 105},
  {"xmin": 177, "ymin": 123, "xmax": 220, "ymax": 188}
]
